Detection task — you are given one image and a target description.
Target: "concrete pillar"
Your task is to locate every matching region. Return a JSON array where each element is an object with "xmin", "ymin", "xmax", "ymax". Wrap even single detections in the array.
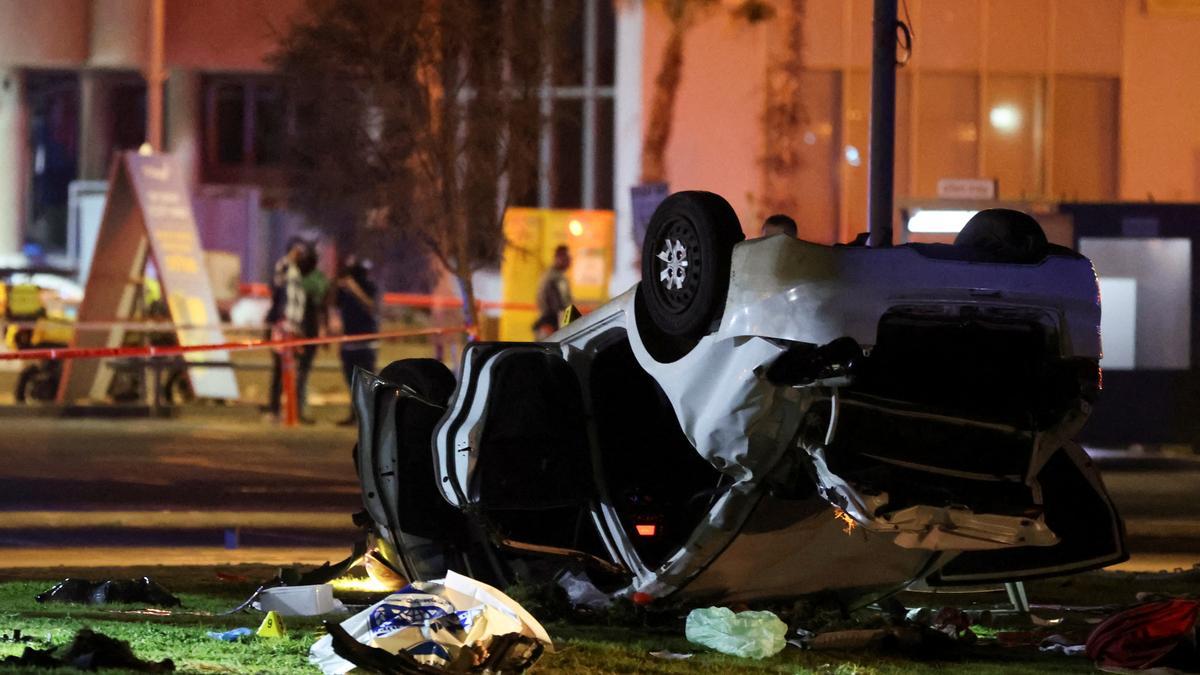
[
  {"xmin": 165, "ymin": 67, "xmax": 200, "ymax": 189},
  {"xmin": 78, "ymin": 71, "xmax": 113, "ymax": 180},
  {"xmin": 0, "ymin": 70, "xmax": 25, "ymax": 258},
  {"xmin": 609, "ymin": 1, "xmax": 644, "ymax": 297}
]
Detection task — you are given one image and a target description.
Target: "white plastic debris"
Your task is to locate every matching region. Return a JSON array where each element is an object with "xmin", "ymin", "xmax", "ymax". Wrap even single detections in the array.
[
  {"xmin": 556, "ymin": 570, "xmax": 613, "ymax": 610},
  {"xmin": 252, "ymin": 584, "xmax": 346, "ymax": 616},
  {"xmin": 310, "ymin": 570, "xmax": 552, "ymax": 674}
]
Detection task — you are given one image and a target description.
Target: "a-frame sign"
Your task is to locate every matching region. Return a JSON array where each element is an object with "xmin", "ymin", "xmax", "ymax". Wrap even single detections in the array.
[{"xmin": 58, "ymin": 151, "xmax": 240, "ymax": 402}]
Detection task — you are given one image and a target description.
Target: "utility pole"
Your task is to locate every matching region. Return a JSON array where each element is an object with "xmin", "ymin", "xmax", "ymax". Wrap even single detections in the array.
[
  {"xmin": 145, "ymin": 0, "xmax": 165, "ymax": 152},
  {"xmin": 867, "ymin": 0, "xmax": 897, "ymax": 247}
]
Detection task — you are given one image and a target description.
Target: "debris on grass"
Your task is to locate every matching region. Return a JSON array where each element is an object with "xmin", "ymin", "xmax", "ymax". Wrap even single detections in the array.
[
  {"xmin": 1038, "ymin": 634, "xmax": 1085, "ymax": 656},
  {"xmin": 311, "ymin": 570, "xmax": 552, "ymax": 674},
  {"xmin": 684, "ymin": 607, "xmax": 788, "ymax": 659},
  {"xmin": 1086, "ymin": 598, "xmax": 1200, "ymax": 671},
  {"xmin": 648, "ymin": 649, "xmax": 694, "ymax": 660},
  {"xmin": 35, "ymin": 577, "xmax": 181, "ymax": 607},
  {"xmin": 0, "ymin": 628, "xmax": 37, "ymax": 643},
  {"xmin": 2, "ymin": 628, "xmax": 175, "ymax": 672},
  {"xmin": 206, "ymin": 627, "xmax": 254, "ymax": 642},
  {"xmin": 215, "ymin": 571, "xmax": 252, "ymax": 583},
  {"xmin": 251, "ymin": 583, "xmax": 346, "ymax": 616},
  {"xmin": 276, "ymin": 539, "xmax": 368, "ymax": 588},
  {"xmin": 556, "ymin": 570, "xmax": 613, "ymax": 610}
]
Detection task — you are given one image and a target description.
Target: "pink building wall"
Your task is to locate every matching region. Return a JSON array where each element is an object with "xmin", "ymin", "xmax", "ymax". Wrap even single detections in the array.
[
  {"xmin": 641, "ymin": 6, "xmax": 770, "ymax": 238},
  {"xmin": 1120, "ymin": 0, "xmax": 1200, "ymax": 202}
]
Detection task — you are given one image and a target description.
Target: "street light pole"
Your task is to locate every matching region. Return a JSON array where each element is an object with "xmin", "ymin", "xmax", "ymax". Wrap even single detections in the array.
[
  {"xmin": 867, "ymin": 0, "xmax": 897, "ymax": 247},
  {"xmin": 146, "ymin": 0, "xmax": 165, "ymax": 152}
]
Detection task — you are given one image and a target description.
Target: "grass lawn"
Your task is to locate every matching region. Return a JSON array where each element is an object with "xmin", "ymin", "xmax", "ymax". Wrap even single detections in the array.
[{"xmin": 0, "ymin": 562, "xmax": 1190, "ymax": 674}]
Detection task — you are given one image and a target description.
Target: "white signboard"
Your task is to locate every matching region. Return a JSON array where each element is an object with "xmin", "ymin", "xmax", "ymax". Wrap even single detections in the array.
[{"xmin": 936, "ymin": 178, "xmax": 997, "ymax": 200}]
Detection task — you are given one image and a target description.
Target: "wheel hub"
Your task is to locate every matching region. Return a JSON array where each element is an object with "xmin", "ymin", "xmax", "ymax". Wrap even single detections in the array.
[
  {"xmin": 656, "ymin": 239, "xmax": 688, "ymax": 290},
  {"xmin": 650, "ymin": 217, "xmax": 702, "ymax": 314}
]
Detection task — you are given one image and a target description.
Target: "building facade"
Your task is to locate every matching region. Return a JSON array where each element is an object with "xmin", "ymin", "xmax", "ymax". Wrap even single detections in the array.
[{"xmin": 0, "ymin": 0, "xmax": 1198, "ymax": 295}]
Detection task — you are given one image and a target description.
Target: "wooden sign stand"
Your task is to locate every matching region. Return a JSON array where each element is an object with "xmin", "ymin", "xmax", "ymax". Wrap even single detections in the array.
[{"xmin": 58, "ymin": 151, "xmax": 240, "ymax": 403}]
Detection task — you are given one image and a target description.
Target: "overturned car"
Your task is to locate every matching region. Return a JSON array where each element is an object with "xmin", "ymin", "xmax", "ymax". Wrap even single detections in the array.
[{"xmin": 352, "ymin": 191, "xmax": 1124, "ymax": 606}]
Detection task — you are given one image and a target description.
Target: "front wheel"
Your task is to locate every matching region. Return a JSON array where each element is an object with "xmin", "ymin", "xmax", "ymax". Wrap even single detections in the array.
[{"xmin": 639, "ymin": 191, "xmax": 744, "ymax": 355}]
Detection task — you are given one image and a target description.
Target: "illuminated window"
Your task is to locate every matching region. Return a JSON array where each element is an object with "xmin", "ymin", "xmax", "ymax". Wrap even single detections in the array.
[{"xmin": 982, "ymin": 75, "xmax": 1044, "ymax": 199}]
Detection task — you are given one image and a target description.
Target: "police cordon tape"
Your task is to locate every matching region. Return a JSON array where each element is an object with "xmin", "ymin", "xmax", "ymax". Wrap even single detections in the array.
[
  {"xmin": 0, "ymin": 325, "xmax": 470, "ymax": 362},
  {"xmin": 5, "ymin": 293, "xmax": 558, "ymax": 333}
]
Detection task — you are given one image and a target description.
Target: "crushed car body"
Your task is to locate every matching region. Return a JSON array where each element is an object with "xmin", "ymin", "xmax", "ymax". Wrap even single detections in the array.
[{"xmin": 352, "ymin": 191, "xmax": 1125, "ymax": 606}]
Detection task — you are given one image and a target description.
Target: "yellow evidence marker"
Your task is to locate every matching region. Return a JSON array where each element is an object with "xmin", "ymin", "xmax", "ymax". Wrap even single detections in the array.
[{"xmin": 256, "ymin": 610, "xmax": 287, "ymax": 638}]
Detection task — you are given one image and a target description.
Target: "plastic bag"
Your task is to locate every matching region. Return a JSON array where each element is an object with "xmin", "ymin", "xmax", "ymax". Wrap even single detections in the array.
[
  {"xmin": 309, "ymin": 570, "xmax": 552, "ymax": 674},
  {"xmin": 685, "ymin": 607, "xmax": 787, "ymax": 659}
]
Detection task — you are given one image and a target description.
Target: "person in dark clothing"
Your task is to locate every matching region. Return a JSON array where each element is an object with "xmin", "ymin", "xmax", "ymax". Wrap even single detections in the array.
[
  {"xmin": 296, "ymin": 246, "xmax": 329, "ymax": 424},
  {"xmin": 266, "ymin": 237, "xmax": 310, "ymax": 421},
  {"xmin": 334, "ymin": 255, "xmax": 379, "ymax": 426},
  {"xmin": 532, "ymin": 245, "xmax": 572, "ymax": 339}
]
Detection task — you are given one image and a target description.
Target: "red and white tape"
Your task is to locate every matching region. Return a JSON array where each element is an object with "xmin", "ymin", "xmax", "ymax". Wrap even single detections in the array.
[{"xmin": 0, "ymin": 326, "xmax": 469, "ymax": 362}]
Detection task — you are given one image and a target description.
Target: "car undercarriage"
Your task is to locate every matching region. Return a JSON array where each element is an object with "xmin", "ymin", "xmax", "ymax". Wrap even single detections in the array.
[{"xmin": 351, "ymin": 192, "xmax": 1125, "ymax": 607}]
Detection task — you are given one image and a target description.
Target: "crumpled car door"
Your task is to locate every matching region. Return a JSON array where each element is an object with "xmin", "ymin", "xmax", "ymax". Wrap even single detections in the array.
[{"xmin": 353, "ymin": 369, "xmax": 466, "ymax": 582}]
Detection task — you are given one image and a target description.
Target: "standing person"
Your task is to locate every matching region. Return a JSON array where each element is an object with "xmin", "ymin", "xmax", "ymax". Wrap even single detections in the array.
[
  {"xmin": 296, "ymin": 246, "xmax": 330, "ymax": 424},
  {"xmin": 266, "ymin": 238, "xmax": 309, "ymax": 421},
  {"xmin": 334, "ymin": 255, "xmax": 379, "ymax": 426},
  {"xmin": 532, "ymin": 244, "xmax": 572, "ymax": 339}
]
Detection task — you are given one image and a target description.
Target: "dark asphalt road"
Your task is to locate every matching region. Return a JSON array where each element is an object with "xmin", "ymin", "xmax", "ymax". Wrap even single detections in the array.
[
  {"xmin": 1, "ymin": 417, "xmax": 361, "ymax": 512},
  {"xmin": 3, "ymin": 416, "xmax": 1200, "ymax": 555}
]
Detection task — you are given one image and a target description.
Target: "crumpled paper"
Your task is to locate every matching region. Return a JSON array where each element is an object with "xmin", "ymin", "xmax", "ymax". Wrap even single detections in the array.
[{"xmin": 310, "ymin": 570, "xmax": 552, "ymax": 674}]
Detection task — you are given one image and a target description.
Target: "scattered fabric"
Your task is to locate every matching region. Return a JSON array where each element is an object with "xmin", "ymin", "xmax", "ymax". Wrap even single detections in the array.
[
  {"xmin": 206, "ymin": 627, "xmax": 254, "ymax": 642},
  {"xmin": 685, "ymin": 607, "xmax": 788, "ymax": 659},
  {"xmin": 36, "ymin": 577, "xmax": 180, "ymax": 607},
  {"xmin": 1086, "ymin": 599, "xmax": 1200, "ymax": 671},
  {"xmin": 1040, "ymin": 634, "xmax": 1087, "ymax": 656},
  {"xmin": 2, "ymin": 628, "xmax": 174, "ymax": 672},
  {"xmin": 930, "ymin": 607, "xmax": 974, "ymax": 639}
]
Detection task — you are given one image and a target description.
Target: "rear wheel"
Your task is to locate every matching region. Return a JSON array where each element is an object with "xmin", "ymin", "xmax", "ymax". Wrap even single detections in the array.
[
  {"xmin": 15, "ymin": 365, "xmax": 36, "ymax": 403},
  {"xmin": 954, "ymin": 208, "xmax": 1048, "ymax": 263},
  {"xmin": 639, "ymin": 191, "xmax": 744, "ymax": 359},
  {"xmin": 379, "ymin": 358, "xmax": 456, "ymax": 403}
]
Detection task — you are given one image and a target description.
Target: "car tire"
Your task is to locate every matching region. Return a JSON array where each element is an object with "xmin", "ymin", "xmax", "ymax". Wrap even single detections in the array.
[
  {"xmin": 640, "ymin": 191, "xmax": 745, "ymax": 343},
  {"xmin": 15, "ymin": 365, "xmax": 36, "ymax": 404},
  {"xmin": 164, "ymin": 367, "xmax": 195, "ymax": 406},
  {"xmin": 954, "ymin": 208, "xmax": 1048, "ymax": 263},
  {"xmin": 379, "ymin": 358, "xmax": 456, "ymax": 404}
]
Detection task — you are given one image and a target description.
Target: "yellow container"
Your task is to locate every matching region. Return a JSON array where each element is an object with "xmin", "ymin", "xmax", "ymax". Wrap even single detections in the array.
[{"xmin": 498, "ymin": 208, "xmax": 615, "ymax": 342}]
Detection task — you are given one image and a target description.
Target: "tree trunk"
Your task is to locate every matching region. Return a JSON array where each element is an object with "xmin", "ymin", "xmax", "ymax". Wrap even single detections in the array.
[
  {"xmin": 640, "ymin": 20, "xmax": 686, "ymax": 184},
  {"xmin": 759, "ymin": 0, "xmax": 807, "ymax": 221},
  {"xmin": 454, "ymin": 262, "xmax": 480, "ymax": 335}
]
